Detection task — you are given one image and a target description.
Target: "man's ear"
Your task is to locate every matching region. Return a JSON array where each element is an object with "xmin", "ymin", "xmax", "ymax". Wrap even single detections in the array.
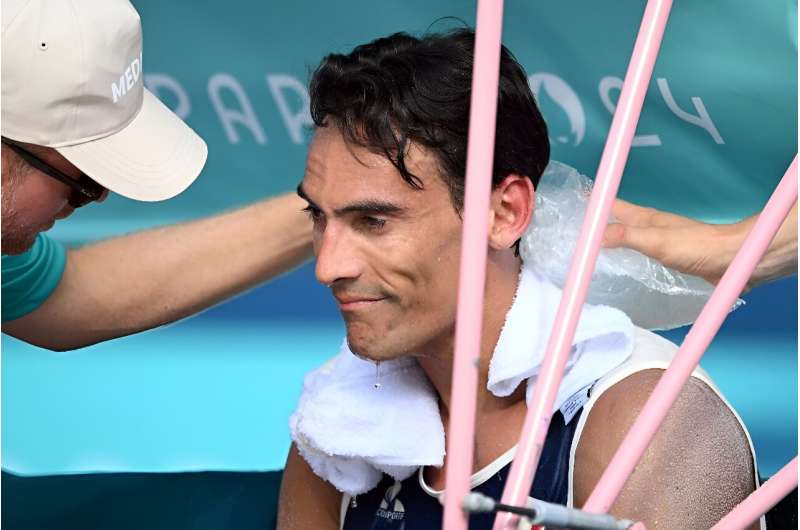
[{"xmin": 488, "ymin": 174, "xmax": 534, "ymax": 251}]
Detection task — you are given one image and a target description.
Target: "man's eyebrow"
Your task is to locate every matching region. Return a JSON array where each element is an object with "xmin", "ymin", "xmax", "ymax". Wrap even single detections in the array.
[
  {"xmin": 296, "ymin": 184, "xmax": 317, "ymax": 208},
  {"xmin": 334, "ymin": 201, "xmax": 406, "ymax": 217},
  {"xmin": 297, "ymin": 183, "xmax": 406, "ymax": 216}
]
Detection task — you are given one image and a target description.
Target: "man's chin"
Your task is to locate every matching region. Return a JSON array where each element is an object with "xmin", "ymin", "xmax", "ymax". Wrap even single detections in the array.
[
  {"xmin": 346, "ymin": 332, "xmax": 393, "ymax": 362},
  {"xmin": 55, "ymin": 206, "xmax": 75, "ymax": 220},
  {"xmin": 346, "ymin": 339, "xmax": 380, "ymax": 362},
  {"xmin": 2, "ymin": 232, "xmax": 39, "ymax": 255},
  {"xmin": 346, "ymin": 337, "xmax": 417, "ymax": 365},
  {"xmin": 1, "ymin": 217, "xmax": 55, "ymax": 254}
]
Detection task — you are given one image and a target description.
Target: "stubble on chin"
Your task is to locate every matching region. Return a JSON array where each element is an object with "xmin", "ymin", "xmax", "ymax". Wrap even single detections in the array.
[
  {"xmin": 1, "ymin": 223, "xmax": 39, "ymax": 254},
  {"xmin": 1, "ymin": 192, "xmax": 39, "ymax": 255},
  {"xmin": 345, "ymin": 323, "xmax": 418, "ymax": 363},
  {"xmin": 344, "ymin": 319, "xmax": 396, "ymax": 362},
  {"xmin": 344, "ymin": 327, "xmax": 376, "ymax": 361}
]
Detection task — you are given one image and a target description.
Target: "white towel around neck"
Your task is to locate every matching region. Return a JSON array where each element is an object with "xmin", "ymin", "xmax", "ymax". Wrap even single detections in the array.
[{"xmin": 289, "ymin": 265, "xmax": 634, "ymax": 496}]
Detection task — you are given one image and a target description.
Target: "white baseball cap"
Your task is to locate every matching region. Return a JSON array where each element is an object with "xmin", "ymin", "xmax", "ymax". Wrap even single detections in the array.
[{"xmin": 1, "ymin": 0, "xmax": 207, "ymax": 201}]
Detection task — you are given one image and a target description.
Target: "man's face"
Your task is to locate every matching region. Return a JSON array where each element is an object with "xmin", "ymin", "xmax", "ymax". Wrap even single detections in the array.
[
  {"xmin": 299, "ymin": 127, "xmax": 463, "ymax": 361},
  {"xmin": 1, "ymin": 143, "xmax": 83, "ymax": 254}
]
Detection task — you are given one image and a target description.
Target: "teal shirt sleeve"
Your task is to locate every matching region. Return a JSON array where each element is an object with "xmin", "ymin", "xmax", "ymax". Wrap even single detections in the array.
[{"xmin": 2, "ymin": 233, "xmax": 67, "ymax": 322}]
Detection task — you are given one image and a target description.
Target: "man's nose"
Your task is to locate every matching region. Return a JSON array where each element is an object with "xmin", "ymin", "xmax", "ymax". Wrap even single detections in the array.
[
  {"xmin": 315, "ymin": 225, "xmax": 363, "ymax": 286},
  {"xmin": 96, "ymin": 189, "xmax": 110, "ymax": 203}
]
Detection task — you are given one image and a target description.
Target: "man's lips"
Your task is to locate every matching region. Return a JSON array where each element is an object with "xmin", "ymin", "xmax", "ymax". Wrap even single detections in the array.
[{"xmin": 334, "ymin": 295, "xmax": 387, "ymax": 311}]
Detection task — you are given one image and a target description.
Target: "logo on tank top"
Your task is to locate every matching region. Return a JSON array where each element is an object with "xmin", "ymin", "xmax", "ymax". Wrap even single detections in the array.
[{"xmin": 371, "ymin": 480, "xmax": 405, "ymax": 529}]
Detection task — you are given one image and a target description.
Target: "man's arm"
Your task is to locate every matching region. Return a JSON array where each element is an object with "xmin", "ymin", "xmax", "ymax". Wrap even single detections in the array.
[
  {"xmin": 604, "ymin": 201, "xmax": 797, "ymax": 289},
  {"xmin": 3, "ymin": 193, "xmax": 313, "ymax": 350},
  {"xmin": 278, "ymin": 443, "xmax": 342, "ymax": 530},
  {"xmin": 573, "ymin": 369, "xmax": 758, "ymax": 529}
]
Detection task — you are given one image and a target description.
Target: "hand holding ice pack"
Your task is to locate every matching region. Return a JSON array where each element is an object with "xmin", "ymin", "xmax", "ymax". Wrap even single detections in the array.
[{"xmin": 520, "ymin": 161, "xmax": 742, "ymax": 330}]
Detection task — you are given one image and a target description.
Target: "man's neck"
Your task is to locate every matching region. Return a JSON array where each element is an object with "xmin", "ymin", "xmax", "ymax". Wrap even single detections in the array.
[{"xmin": 416, "ymin": 252, "xmax": 527, "ymax": 488}]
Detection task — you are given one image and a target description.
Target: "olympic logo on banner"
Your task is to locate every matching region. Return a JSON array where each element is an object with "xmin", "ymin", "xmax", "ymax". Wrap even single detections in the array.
[{"xmin": 529, "ymin": 72, "xmax": 724, "ymax": 147}]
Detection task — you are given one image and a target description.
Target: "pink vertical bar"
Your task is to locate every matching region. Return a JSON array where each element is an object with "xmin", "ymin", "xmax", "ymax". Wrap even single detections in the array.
[
  {"xmin": 583, "ymin": 156, "xmax": 798, "ymax": 514},
  {"xmin": 493, "ymin": 2, "xmax": 672, "ymax": 528},
  {"xmin": 711, "ymin": 457, "xmax": 798, "ymax": 530},
  {"xmin": 441, "ymin": 1, "xmax": 505, "ymax": 530}
]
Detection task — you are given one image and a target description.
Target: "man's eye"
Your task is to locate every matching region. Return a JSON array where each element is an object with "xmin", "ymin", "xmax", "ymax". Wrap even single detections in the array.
[
  {"xmin": 302, "ymin": 206, "xmax": 323, "ymax": 222},
  {"xmin": 363, "ymin": 216, "xmax": 386, "ymax": 230}
]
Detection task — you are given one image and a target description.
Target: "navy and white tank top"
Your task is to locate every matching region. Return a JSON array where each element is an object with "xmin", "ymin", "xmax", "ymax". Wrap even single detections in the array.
[{"xmin": 341, "ymin": 408, "xmax": 582, "ymax": 530}]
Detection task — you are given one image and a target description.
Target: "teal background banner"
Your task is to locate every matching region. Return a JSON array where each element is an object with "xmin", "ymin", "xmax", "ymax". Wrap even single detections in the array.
[
  {"xmin": 3, "ymin": 1, "xmax": 797, "ymax": 477},
  {"xmin": 48, "ymin": 0, "xmax": 798, "ymax": 242}
]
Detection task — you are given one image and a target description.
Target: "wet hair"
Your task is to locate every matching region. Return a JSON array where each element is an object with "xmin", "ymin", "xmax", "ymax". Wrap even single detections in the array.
[{"xmin": 309, "ymin": 28, "xmax": 550, "ymax": 213}]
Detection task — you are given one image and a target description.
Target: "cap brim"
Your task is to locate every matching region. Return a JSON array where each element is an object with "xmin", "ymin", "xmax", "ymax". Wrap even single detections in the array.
[{"xmin": 56, "ymin": 89, "xmax": 207, "ymax": 202}]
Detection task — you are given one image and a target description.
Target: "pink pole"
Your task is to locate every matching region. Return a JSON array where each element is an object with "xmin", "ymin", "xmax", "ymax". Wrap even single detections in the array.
[
  {"xmin": 493, "ymin": 1, "xmax": 673, "ymax": 528},
  {"xmin": 583, "ymin": 156, "xmax": 798, "ymax": 514},
  {"xmin": 441, "ymin": 1, "xmax": 505, "ymax": 529},
  {"xmin": 711, "ymin": 457, "xmax": 798, "ymax": 530}
]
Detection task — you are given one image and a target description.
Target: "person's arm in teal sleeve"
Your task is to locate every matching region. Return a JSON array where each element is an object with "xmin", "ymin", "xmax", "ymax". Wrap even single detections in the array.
[
  {"xmin": 2, "ymin": 193, "xmax": 312, "ymax": 351},
  {"xmin": 602, "ymin": 201, "xmax": 797, "ymax": 289},
  {"xmin": 2, "ymin": 233, "xmax": 67, "ymax": 322}
]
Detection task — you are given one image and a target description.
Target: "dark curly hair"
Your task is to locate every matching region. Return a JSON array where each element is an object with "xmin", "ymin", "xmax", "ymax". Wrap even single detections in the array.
[{"xmin": 309, "ymin": 28, "xmax": 550, "ymax": 214}]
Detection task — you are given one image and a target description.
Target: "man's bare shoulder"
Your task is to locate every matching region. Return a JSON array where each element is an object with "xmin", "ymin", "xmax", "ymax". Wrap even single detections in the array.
[
  {"xmin": 278, "ymin": 444, "xmax": 342, "ymax": 530},
  {"xmin": 573, "ymin": 368, "xmax": 757, "ymax": 529}
]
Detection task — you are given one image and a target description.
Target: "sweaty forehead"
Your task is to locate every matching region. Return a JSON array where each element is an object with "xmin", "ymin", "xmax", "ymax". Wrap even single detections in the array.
[{"xmin": 302, "ymin": 127, "xmax": 444, "ymax": 203}]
